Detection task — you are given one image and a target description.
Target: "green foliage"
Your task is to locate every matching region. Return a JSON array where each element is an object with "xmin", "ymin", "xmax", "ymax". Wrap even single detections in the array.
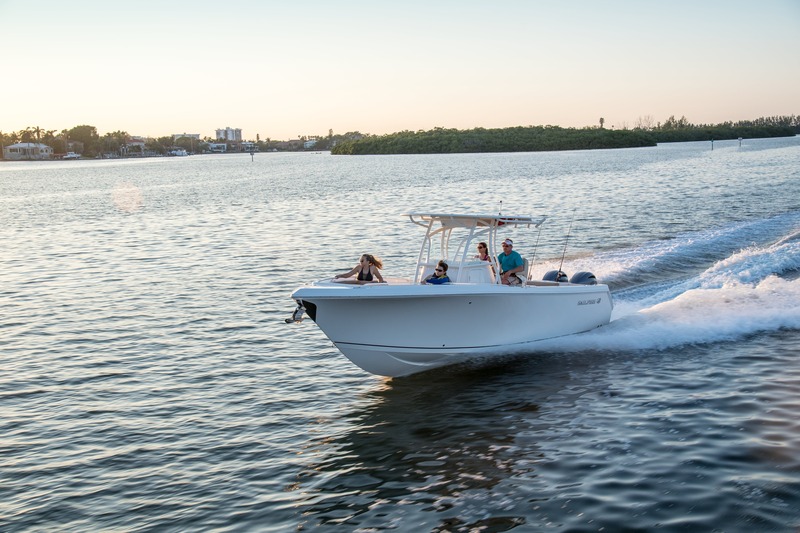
[
  {"xmin": 2, "ymin": 116, "xmax": 797, "ymax": 160},
  {"xmin": 68, "ymin": 125, "xmax": 101, "ymax": 156},
  {"xmin": 652, "ymin": 125, "xmax": 795, "ymax": 143},
  {"xmin": 332, "ymin": 126, "xmax": 656, "ymax": 155},
  {"xmin": 332, "ymin": 116, "xmax": 799, "ymax": 155},
  {"xmin": 650, "ymin": 114, "xmax": 798, "ymax": 142}
]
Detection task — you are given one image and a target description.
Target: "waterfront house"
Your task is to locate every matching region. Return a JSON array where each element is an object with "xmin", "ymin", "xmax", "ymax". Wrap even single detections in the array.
[{"xmin": 3, "ymin": 143, "xmax": 53, "ymax": 160}]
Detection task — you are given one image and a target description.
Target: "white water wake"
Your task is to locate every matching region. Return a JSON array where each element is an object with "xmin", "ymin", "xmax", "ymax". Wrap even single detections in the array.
[{"xmin": 534, "ymin": 218, "xmax": 800, "ymax": 353}]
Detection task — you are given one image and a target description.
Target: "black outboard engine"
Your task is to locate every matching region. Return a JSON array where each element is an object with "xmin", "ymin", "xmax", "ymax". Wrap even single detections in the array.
[
  {"xmin": 543, "ymin": 270, "xmax": 569, "ymax": 283},
  {"xmin": 570, "ymin": 271, "xmax": 598, "ymax": 285}
]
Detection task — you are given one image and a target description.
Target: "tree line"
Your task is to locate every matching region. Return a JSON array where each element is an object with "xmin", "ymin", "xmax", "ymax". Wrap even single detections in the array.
[
  {"xmin": 331, "ymin": 115, "xmax": 799, "ymax": 155},
  {"xmin": 0, "ymin": 125, "xmax": 181, "ymax": 158},
  {"xmin": 0, "ymin": 125, "xmax": 364, "ymax": 158},
  {"xmin": 2, "ymin": 115, "xmax": 797, "ymax": 158}
]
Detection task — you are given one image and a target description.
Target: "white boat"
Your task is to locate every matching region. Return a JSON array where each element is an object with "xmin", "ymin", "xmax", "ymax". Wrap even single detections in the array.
[
  {"xmin": 289, "ymin": 213, "xmax": 613, "ymax": 377},
  {"xmin": 63, "ymin": 152, "xmax": 80, "ymax": 160}
]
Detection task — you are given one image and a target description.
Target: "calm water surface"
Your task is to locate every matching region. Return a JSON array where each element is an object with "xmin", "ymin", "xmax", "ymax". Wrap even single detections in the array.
[{"xmin": 1, "ymin": 137, "xmax": 799, "ymax": 531}]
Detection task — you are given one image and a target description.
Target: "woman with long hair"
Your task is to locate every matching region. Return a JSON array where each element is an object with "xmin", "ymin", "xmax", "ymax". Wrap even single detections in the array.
[
  {"xmin": 335, "ymin": 254, "xmax": 385, "ymax": 284},
  {"xmin": 474, "ymin": 242, "xmax": 491, "ymax": 261}
]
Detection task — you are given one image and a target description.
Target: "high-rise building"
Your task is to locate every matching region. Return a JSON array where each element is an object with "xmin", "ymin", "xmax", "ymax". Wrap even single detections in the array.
[{"xmin": 215, "ymin": 127, "xmax": 242, "ymax": 141}]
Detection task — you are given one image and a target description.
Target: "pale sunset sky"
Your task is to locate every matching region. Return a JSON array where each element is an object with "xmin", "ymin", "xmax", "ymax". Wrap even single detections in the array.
[{"xmin": 1, "ymin": 0, "xmax": 798, "ymax": 141}]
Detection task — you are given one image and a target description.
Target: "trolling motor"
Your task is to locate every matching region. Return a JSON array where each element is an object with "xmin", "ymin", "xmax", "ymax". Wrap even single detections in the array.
[{"xmin": 285, "ymin": 302, "xmax": 306, "ymax": 323}]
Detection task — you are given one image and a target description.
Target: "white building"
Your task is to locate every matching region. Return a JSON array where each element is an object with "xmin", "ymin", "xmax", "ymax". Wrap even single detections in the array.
[
  {"xmin": 215, "ymin": 127, "xmax": 242, "ymax": 141},
  {"xmin": 128, "ymin": 136, "xmax": 147, "ymax": 152},
  {"xmin": 3, "ymin": 143, "xmax": 53, "ymax": 160}
]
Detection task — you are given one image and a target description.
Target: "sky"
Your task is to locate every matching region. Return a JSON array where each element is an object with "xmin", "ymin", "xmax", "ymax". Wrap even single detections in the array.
[{"xmin": 1, "ymin": 0, "xmax": 798, "ymax": 141}]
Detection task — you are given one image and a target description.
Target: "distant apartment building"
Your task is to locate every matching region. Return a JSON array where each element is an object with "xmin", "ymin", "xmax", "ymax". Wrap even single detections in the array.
[
  {"xmin": 215, "ymin": 127, "xmax": 242, "ymax": 141},
  {"xmin": 173, "ymin": 133, "xmax": 201, "ymax": 141},
  {"xmin": 3, "ymin": 142, "xmax": 53, "ymax": 160}
]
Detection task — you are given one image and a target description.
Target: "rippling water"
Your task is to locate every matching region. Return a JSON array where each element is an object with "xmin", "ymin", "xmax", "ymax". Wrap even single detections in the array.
[{"xmin": 2, "ymin": 137, "xmax": 799, "ymax": 531}]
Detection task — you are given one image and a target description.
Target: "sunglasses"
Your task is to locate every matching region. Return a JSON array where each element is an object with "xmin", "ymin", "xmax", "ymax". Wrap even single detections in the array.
[
  {"xmin": 477, "ymin": 245, "xmax": 485, "ymax": 249},
  {"xmin": 435, "ymin": 268, "xmax": 444, "ymax": 272}
]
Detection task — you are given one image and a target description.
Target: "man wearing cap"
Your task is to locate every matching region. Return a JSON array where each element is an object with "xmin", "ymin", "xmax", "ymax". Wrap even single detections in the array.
[{"xmin": 498, "ymin": 239, "xmax": 524, "ymax": 285}]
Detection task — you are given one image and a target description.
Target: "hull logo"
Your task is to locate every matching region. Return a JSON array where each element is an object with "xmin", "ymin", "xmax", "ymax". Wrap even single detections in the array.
[{"xmin": 578, "ymin": 298, "xmax": 601, "ymax": 306}]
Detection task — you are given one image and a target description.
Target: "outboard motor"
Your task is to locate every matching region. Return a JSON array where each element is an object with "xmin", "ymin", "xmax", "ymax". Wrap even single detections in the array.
[
  {"xmin": 543, "ymin": 270, "xmax": 569, "ymax": 283},
  {"xmin": 570, "ymin": 271, "xmax": 598, "ymax": 285}
]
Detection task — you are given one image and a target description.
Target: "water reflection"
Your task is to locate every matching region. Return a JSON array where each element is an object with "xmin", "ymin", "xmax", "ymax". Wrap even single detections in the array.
[{"xmin": 291, "ymin": 353, "xmax": 603, "ymax": 530}]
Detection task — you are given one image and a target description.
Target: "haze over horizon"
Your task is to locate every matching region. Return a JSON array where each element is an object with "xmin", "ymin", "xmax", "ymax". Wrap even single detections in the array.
[{"xmin": 2, "ymin": 0, "xmax": 798, "ymax": 141}]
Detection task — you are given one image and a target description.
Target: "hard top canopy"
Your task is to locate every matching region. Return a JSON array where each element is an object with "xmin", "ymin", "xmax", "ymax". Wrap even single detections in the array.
[
  {"xmin": 406, "ymin": 213, "xmax": 545, "ymax": 229},
  {"xmin": 405, "ymin": 212, "xmax": 548, "ymax": 283}
]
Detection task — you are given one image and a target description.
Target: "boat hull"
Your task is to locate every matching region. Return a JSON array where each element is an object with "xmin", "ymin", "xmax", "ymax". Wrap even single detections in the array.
[{"xmin": 291, "ymin": 282, "xmax": 612, "ymax": 377}]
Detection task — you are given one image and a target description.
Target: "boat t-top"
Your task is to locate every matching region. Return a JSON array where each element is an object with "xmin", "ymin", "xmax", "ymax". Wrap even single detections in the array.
[{"xmin": 288, "ymin": 212, "xmax": 613, "ymax": 377}]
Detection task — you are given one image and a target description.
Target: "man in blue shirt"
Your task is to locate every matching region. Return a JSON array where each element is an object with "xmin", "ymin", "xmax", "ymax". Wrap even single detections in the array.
[{"xmin": 497, "ymin": 239, "xmax": 523, "ymax": 285}]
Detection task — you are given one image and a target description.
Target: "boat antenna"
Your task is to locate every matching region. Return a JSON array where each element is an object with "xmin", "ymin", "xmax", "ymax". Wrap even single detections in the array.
[
  {"xmin": 558, "ymin": 209, "xmax": 576, "ymax": 275},
  {"xmin": 529, "ymin": 217, "xmax": 545, "ymax": 278}
]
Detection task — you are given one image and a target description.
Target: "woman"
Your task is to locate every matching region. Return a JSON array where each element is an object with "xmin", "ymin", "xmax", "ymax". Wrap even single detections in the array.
[
  {"xmin": 474, "ymin": 242, "xmax": 491, "ymax": 262},
  {"xmin": 335, "ymin": 254, "xmax": 385, "ymax": 284}
]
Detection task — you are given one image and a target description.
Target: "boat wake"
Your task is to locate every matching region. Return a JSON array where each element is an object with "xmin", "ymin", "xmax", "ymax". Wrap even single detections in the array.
[{"xmin": 534, "ymin": 212, "xmax": 800, "ymax": 353}]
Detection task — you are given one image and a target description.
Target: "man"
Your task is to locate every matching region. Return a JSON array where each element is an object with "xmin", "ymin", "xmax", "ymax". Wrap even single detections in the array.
[{"xmin": 497, "ymin": 238, "xmax": 523, "ymax": 285}]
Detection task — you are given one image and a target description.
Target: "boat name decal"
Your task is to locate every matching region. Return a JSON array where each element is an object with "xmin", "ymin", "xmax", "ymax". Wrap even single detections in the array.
[{"xmin": 578, "ymin": 298, "xmax": 601, "ymax": 306}]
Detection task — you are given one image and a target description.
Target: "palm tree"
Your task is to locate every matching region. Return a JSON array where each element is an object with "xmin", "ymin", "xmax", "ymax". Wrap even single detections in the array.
[
  {"xmin": 60, "ymin": 129, "xmax": 70, "ymax": 154},
  {"xmin": 599, "ymin": 117, "xmax": 605, "ymax": 129},
  {"xmin": 112, "ymin": 130, "xmax": 129, "ymax": 157},
  {"xmin": 31, "ymin": 126, "xmax": 44, "ymax": 157},
  {"xmin": 41, "ymin": 129, "xmax": 57, "ymax": 151},
  {"xmin": 18, "ymin": 128, "xmax": 35, "ymax": 159}
]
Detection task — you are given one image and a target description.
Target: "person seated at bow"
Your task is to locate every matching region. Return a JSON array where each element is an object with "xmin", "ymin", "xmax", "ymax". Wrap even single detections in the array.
[
  {"xmin": 422, "ymin": 261, "xmax": 450, "ymax": 284},
  {"xmin": 335, "ymin": 254, "xmax": 385, "ymax": 284},
  {"xmin": 497, "ymin": 239, "xmax": 524, "ymax": 285}
]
